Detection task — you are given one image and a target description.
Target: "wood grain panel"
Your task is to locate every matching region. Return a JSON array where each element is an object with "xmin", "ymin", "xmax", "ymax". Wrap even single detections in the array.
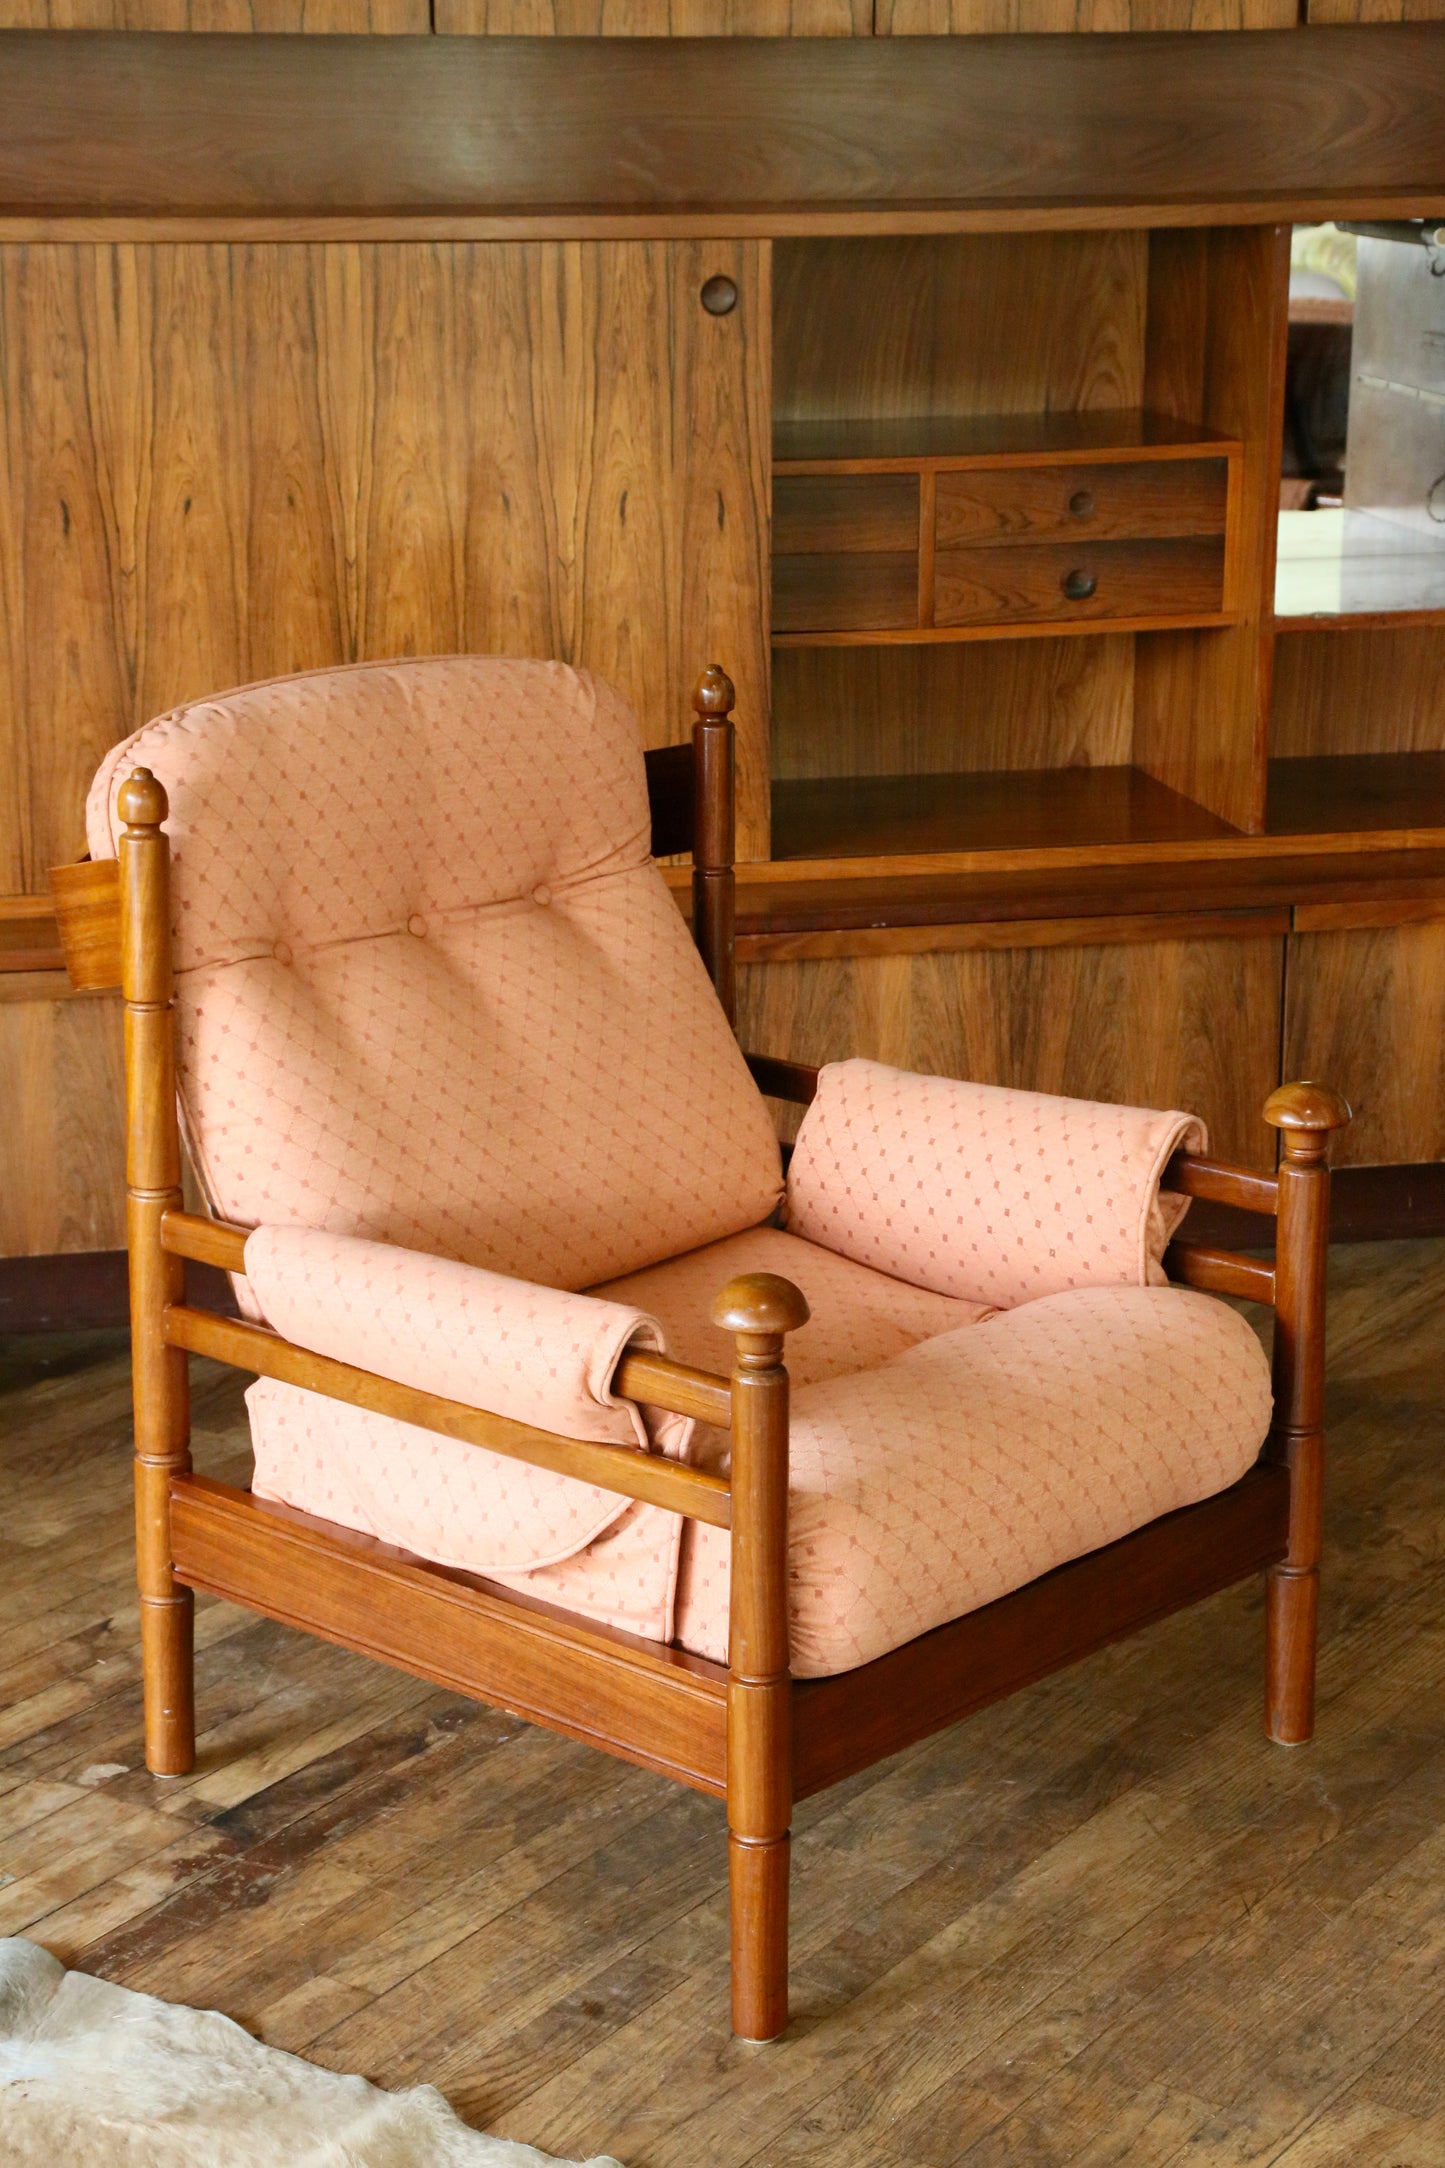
[
  {"xmin": 0, "ymin": 989, "xmax": 125, "ymax": 1254},
  {"xmin": 1306, "ymin": 0, "xmax": 1445, "ymax": 18},
  {"xmin": 1133, "ymin": 225, "xmax": 1291, "ymax": 832},
  {"xmin": 775, "ymin": 232, "xmax": 1148, "ymax": 429},
  {"xmin": 436, "ymin": 0, "xmax": 867, "ymax": 26},
  {"xmin": 0, "ymin": 237, "xmax": 770, "ymax": 1255},
  {"xmin": 771, "ymin": 638, "xmax": 1134, "ymax": 781},
  {"xmin": 1270, "ymin": 625, "xmax": 1445, "ymax": 759},
  {"xmin": 738, "ymin": 932, "xmax": 1284, "ymax": 1162},
  {"xmin": 0, "ymin": 238, "xmax": 771, "ymax": 885},
  {"xmin": 5, "ymin": 33, "xmax": 1445, "ymax": 235},
  {"xmin": 877, "ymin": 0, "xmax": 1293, "ymax": 27},
  {"xmin": 0, "ymin": 0, "xmax": 423, "ymax": 22},
  {"xmin": 1284, "ymin": 923, "xmax": 1445, "ymax": 1166}
]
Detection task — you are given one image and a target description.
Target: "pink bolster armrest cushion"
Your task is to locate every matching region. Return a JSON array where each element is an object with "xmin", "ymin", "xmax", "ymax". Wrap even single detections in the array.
[
  {"xmin": 785, "ymin": 1059, "xmax": 1206, "ymax": 1310},
  {"xmin": 243, "ymin": 1224, "xmax": 689, "ymax": 1574}
]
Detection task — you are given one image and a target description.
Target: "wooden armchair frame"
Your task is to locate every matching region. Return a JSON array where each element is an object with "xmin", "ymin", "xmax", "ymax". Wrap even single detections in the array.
[{"xmin": 51, "ymin": 666, "xmax": 1350, "ymax": 2043}]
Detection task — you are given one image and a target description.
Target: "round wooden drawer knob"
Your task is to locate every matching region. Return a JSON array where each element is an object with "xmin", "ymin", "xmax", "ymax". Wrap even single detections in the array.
[
  {"xmin": 1061, "ymin": 568, "xmax": 1098, "ymax": 601},
  {"xmin": 1069, "ymin": 489, "xmax": 1096, "ymax": 519},
  {"xmin": 700, "ymin": 275, "xmax": 738, "ymax": 316}
]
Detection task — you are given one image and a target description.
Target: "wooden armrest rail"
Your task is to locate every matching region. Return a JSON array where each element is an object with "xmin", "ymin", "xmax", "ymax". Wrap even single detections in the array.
[
  {"xmin": 163, "ymin": 1304, "xmax": 735, "ymax": 1528},
  {"xmin": 159, "ymin": 1208, "xmax": 733, "ymax": 1429},
  {"xmin": 1165, "ymin": 1244, "xmax": 1276, "ymax": 1304},
  {"xmin": 745, "ymin": 1053, "xmax": 819, "ymax": 1106},
  {"xmin": 1163, "ymin": 1151, "xmax": 1278, "ymax": 1217}
]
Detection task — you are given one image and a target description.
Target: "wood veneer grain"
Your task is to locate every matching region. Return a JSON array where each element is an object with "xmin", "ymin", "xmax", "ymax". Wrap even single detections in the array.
[
  {"xmin": 0, "ymin": 237, "xmax": 771, "ymax": 884},
  {"xmin": 878, "ymin": 0, "xmax": 1294, "ymax": 27},
  {"xmin": 1284, "ymin": 919, "xmax": 1445, "ymax": 1167},
  {"xmin": 3, "ymin": 32, "xmax": 1445, "ymax": 235},
  {"xmin": 1270, "ymin": 625, "xmax": 1445, "ymax": 760},
  {"xmin": 1133, "ymin": 225, "xmax": 1291, "ymax": 834},
  {"xmin": 737, "ymin": 930, "xmax": 1284, "ymax": 1163},
  {"xmin": 436, "ymin": 0, "xmax": 868, "ymax": 28},
  {"xmin": 770, "ymin": 638, "xmax": 1135, "ymax": 781}
]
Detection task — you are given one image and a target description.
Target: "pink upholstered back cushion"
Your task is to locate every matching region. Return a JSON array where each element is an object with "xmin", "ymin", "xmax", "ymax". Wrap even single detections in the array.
[
  {"xmin": 245, "ymin": 1224, "xmax": 687, "ymax": 1574},
  {"xmin": 87, "ymin": 659, "xmax": 782, "ymax": 1288},
  {"xmin": 786, "ymin": 1059, "xmax": 1205, "ymax": 1309}
]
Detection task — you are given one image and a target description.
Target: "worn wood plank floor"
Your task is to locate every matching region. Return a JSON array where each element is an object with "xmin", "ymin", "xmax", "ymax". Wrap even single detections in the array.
[{"xmin": 2, "ymin": 1240, "xmax": 1443, "ymax": 2167}]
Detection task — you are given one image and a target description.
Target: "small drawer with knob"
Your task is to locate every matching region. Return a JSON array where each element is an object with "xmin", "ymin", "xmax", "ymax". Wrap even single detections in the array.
[
  {"xmin": 932, "ymin": 535, "xmax": 1227, "ymax": 629},
  {"xmin": 934, "ymin": 457, "xmax": 1230, "ymax": 549}
]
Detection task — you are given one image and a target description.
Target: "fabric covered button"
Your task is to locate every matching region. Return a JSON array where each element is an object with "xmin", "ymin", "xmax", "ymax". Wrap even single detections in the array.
[
  {"xmin": 272, "ymin": 940, "xmax": 293, "ymax": 967},
  {"xmin": 531, "ymin": 884, "xmax": 552, "ymax": 906},
  {"xmin": 407, "ymin": 913, "xmax": 428, "ymax": 936}
]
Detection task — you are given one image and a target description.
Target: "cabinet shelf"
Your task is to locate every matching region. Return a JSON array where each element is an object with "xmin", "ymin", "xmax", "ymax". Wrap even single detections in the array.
[
  {"xmin": 1274, "ymin": 509, "xmax": 1445, "ymax": 629},
  {"xmin": 773, "ymin": 409, "xmax": 1242, "ymax": 474},
  {"xmin": 770, "ymin": 766, "xmax": 1238, "ymax": 864}
]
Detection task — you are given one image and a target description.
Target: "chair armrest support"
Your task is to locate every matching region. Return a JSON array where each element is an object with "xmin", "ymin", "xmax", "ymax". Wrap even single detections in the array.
[
  {"xmin": 162, "ymin": 1301, "xmax": 734, "ymax": 1528},
  {"xmin": 713, "ymin": 1270, "xmax": 808, "ymax": 2042},
  {"xmin": 744, "ymin": 1053, "xmax": 819, "ymax": 1106}
]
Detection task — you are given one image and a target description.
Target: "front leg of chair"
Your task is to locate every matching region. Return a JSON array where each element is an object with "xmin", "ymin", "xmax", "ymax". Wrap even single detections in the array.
[
  {"xmin": 714, "ymin": 1272, "xmax": 809, "ymax": 2043},
  {"xmin": 119, "ymin": 770, "xmax": 196, "ymax": 1777},
  {"xmin": 1262, "ymin": 1081, "xmax": 1351, "ymax": 1746}
]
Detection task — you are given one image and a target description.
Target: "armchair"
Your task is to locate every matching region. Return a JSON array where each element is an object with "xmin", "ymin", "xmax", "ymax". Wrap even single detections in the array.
[{"xmin": 51, "ymin": 657, "xmax": 1349, "ymax": 2043}]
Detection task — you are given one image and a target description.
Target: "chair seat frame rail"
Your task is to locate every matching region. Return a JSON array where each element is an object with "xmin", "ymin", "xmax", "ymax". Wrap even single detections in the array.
[{"xmin": 50, "ymin": 667, "xmax": 1351, "ymax": 2043}]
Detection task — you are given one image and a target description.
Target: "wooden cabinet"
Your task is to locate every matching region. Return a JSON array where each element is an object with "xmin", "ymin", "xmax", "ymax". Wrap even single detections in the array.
[{"xmin": 4, "ymin": 30, "xmax": 1445, "ymax": 1274}]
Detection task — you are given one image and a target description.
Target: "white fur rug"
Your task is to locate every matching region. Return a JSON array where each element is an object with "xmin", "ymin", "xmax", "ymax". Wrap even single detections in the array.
[{"xmin": 0, "ymin": 1939, "xmax": 622, "ymax": 2168}]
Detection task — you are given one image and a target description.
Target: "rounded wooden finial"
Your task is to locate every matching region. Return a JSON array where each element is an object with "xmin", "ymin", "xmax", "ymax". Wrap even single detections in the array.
[
  {"xmin": 117, "ymin": 768, "xmax": 169, "ymax": 828},
  {"xmin": 712, "ymin": 1272, "xmax": 810, "ymax": 1338},
  {"xmin": 693, "ymin": 665, "xmax": 736, "ymax": 720},
  {"xmin": 1264, "ymin": 1080, "xmax": 1352, "ymax": 1133}
]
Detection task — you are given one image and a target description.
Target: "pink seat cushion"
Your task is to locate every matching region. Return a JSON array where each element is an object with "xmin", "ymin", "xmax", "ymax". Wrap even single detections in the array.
[
  {"xmin": 786, "ymin": 1059, "xmax": 1206, "ymax": 1308},
  {"xmin": 671, "ymin": 1280, "xmax": 1272, "ymax": 1677},
  {"xmin": 281, "ymin": 1224, "xmax": 1268, "ymax": 1678},
  {"xmin": 247, "ymin": 1224, "xmax": 989, "ymax": 1640},
  {"xmin": 86, "ymin": 658, "xmax": 782, "ymax": 1290}
]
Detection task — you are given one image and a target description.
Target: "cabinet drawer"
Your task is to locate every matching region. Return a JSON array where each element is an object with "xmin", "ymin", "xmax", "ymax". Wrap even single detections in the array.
[
  {"xmin": 933, "ymin": 537, "xmax": 1226, "ymax": 628},
  {"xmin": 935, "ymin": 458, "xmax": 1229, "ymax": 549}
]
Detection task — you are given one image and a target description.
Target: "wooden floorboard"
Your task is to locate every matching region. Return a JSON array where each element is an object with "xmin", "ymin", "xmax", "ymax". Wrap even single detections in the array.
[{"xmin": 1, "ymin": 1238, "xmax": 1442, "ymax": 2166}]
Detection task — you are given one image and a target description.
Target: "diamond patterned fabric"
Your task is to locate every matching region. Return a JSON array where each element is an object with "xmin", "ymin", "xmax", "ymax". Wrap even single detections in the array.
[
  {"xmin": 786, "ymin": 1058, "xmax": 1207, "ymax": 1309},
  {"xmin": 86, "ymin": 658, "xmax": 783, "ymax": 1289},
  {"xmin": 672, "ymin": 1281, "xmax": 1272, "ymax": 1677},
  {"xmin": 245, "ymin": 1224, "xmax": 691, "ymax": 1575}
]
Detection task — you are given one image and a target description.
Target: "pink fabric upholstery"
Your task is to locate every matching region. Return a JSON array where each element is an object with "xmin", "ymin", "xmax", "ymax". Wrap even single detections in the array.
[
  {"xmin": 245, "ymin": 1224, "xmax": 689, "ymax": 1575},
  {"xmin": 249, "ymin": 1220, "xmax": 1271, "ymax": 1678},
  {"xmin": 86, "ymin": 658, "xmax": 782, "ymax": 1290},
  {"xmin": 245, "ymin": 1223, "xmax": 987, "ymax": 1634},
  {"xmin": 672, "ymin": 1282, "xmax": 1272, "ymax": 1676},
  {"xmin": 786, "ymin": 1059, "xmax": 1205, "ymax": 1309}
]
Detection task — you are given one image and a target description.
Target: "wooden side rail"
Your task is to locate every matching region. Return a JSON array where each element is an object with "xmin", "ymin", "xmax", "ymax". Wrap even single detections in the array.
[
  {"xmin": 157, "ymin": 1207, "xmax": 733, "ymax": 1431},
  {"xmin": 1163, "ymin": 1149, "xmax": 1278, "ymax": 1217},
  {"xmin": 163, "ymin": 1303, "xmax": 736, "ymax": 1529},
  {"xmin": 745, "ymin": 1054, "xmax": 819, "ymax": 1106},
  {"xmin": 1166, "ymin": 1244, "xmax": 1276, "ymax": 1304}
]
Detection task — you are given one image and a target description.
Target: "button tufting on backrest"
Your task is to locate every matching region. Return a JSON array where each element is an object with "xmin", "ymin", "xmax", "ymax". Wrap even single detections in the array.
[{"xmin": 85, "ymin": 656, "xmax": 784, "ymax": 1291}]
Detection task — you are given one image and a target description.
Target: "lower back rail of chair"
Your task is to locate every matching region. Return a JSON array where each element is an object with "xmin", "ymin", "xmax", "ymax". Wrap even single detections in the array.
[{"xmin": 52, "ymin": 751, "xmax": 1350, "ymax": 2043}]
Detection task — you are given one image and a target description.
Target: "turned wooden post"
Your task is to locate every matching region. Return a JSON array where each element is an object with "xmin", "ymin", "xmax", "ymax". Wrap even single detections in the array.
[
  {"xmin": 714, "ymin": 1269, "xmax": 808, "ymax": 2042},
  {"xmin": 1262, "ymin": 1079, "xmax": 1351, "ymax": 1747},
  {"xmin": 119, "ymin": 768, "xmax": 195, "ymax": 1776},
  {"xmin": 692, "ymin": 665, "xmax": 737, "ymax": 1027}
]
